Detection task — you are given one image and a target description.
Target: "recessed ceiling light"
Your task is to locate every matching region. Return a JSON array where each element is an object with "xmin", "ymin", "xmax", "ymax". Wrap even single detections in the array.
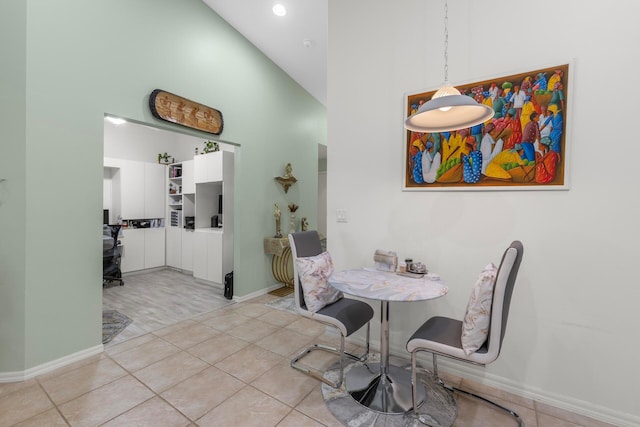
[
  {"xmin": 272, "ymin": 4, "xmax": 286, "ymax": 17},
  {"xmin": 105, "ymin": 116, "xmax": 126, "ymax": 126}
]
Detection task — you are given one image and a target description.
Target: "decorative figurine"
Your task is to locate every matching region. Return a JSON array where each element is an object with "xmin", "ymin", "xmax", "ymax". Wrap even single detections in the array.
[
  {"xmin": 274, "ymin": 203, "xmax": 282, "ymax": 238},
  {"xmin": 301, "ymin": 217, "xmax": 309, "ymax": 232},
  {"xmin": 275, "ymin": 163, "xmax": 298, "ymax": 193}
]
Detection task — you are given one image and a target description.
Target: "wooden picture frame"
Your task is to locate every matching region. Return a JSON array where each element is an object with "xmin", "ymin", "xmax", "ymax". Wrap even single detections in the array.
[{"xmin": 403, "ymin": 63, "xmax": 571, "ymax": 191}]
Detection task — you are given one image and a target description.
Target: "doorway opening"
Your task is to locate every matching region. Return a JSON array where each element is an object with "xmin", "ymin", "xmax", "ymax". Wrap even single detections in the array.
[{"xmin": 102, "ymin": 115, "xmax": 239, "ymax": 344}]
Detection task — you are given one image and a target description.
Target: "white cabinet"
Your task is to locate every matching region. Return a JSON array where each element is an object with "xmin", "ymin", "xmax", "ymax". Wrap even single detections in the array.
[
  {"xmin": 192, "ymin": 231, "xmax": 207, "ymax": 280},
  {"xmin": 121, "ymin": 228, "xmax": 165, "ymax": 273},
  {"xmin": 145, "ymin": 163, "xmax": 166, "ymax": 218},
  {"xmin": 193, "ymin": 229, "xmax": 223, "ymax": 284},
  {"xmin": 166, "ymin": 227, "xmax": 182, "ymax": 269},
  {"xmin": 194, "ymin": 151, "xmax": 224, "ymax": 183},
  {"xmin": 120, "ymin": 160, "xmax": 145, "ymax": 219},
  {"xmin": 120, "ymin": 229, "xmax": 145, "ymax": 273},
  {"xmin": 181, "ymin": 229, "xmax": 194, "ymax": 272},
  {"xmin": 166, "ymin": 227, "xmax": 194, "ymax": 272},
  {"xmin": 182, "ymin": 160, "xmax": 195, "ymax": 194},
  {"xmin": 207, "ymin": 231, "xmax": 223, "ymax": 283},
  {"xmin": 119, "ymin": 160, "xmax": 165, "ymax": 220},
  {"xmin": 145, "ymin": 228, "xmax": 166, "ymax": 268}
]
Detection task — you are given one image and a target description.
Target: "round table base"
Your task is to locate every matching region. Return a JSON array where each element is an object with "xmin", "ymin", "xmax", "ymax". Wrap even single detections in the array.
[
  {"xmin": 321, "ymin": 360, "xmax": 457, "ymax": 426},
  {"xmin": 345, "ymin": 363, "xmax": 425, "ymax": 414}
]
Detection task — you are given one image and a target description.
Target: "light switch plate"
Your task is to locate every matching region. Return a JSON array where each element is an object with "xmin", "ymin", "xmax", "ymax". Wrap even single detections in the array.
[{"xmin": 336, "ymin": 209, "xmax": 348, "ymax": 223}]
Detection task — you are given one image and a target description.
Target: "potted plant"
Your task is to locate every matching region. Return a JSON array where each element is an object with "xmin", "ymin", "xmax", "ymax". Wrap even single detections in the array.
[
  {"xmin": 157, "ymin": 152, "xmax": 172, "ymax": 164},
  {"xmin": 203, "ymin": 140, "xmax": 219, "ymax": 154}
]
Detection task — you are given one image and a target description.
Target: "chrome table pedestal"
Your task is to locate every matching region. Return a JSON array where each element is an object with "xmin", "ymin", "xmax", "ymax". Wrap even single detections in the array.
[
  {"xmin": 346, "ymin": 362, "xmax": 425, "ymax": 413},
  {"xmin": 327, "ymin": 268, "xmax": 448, "ymax": 416},
  {"xmin": 345, "ymin": 300, "xmax": 425, "ymax": 414}
]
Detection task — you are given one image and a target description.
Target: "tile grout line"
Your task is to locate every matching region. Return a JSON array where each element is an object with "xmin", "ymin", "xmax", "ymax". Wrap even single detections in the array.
[
  {"xmin": 102, "ymin": 348, "xmax": 201, "ymax": 424},
  {"xmin": 33, "ymin": 378, "xmax": 72, "ymax": 426},
  {"xmin": 105, "ymin": 329, "xmax": 275, "ymax": 425},
  {"xmin": 4, "ymin": 271, "xmax": 607, "ymax": 427}
]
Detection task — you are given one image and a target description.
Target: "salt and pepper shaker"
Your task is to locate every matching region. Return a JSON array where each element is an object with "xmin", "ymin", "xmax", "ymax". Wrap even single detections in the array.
[{"xmin": 404, "ymin": 258, "xmax": 413, "ymax": 272}]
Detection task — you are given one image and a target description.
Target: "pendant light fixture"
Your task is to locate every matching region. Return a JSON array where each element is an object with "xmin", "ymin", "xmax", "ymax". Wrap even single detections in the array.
[{"xmin": 404, "ymin": 0, "xmax": 494, "ymax": 133}]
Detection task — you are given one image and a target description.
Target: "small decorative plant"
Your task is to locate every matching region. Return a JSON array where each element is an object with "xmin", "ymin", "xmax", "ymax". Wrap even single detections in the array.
[
  {"xmin": 157, "ymin": 152, "xmax": 172, "ymax": 164},
  {"xmin": 203, "ymin": 140, "xmax": 220, "ymax": 154}
]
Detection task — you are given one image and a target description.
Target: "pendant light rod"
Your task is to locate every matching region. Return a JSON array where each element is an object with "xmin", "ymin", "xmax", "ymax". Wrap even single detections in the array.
[
  {"xmin": 404, "ymin": 0, "xmax": 494, "ymax": 133},
  {"xmin": 443, "ymin": 0, "xmax": 448, "ymax": 84}
]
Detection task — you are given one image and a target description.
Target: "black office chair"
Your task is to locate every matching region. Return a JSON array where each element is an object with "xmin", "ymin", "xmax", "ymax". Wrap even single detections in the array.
[
  {"xmin": 406, "ymin": 241, "xmax": 524, "ymax": 426},
  {"xmin": 103, "ymin": 224, "xmax": 124, "ymax": 286},
  {"xmin": 288, "ymin": 231, "xmax": 374, "ymax": 388}
]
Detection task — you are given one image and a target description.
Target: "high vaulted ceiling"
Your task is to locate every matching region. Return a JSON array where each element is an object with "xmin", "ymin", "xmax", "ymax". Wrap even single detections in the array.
[{"xmin": 203, "ymin": 0, "xmax": 327, "ymax": 106}]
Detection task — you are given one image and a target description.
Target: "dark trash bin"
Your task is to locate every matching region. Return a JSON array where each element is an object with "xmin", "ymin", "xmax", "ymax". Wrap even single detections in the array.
[{"xmin": 224, "ymin": 271, "xmax": 233, "ymax": 300}]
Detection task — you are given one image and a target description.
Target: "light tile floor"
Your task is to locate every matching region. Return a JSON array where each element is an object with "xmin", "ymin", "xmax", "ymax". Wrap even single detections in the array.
[{"xmin": 0, "ymin": 294, "xmax": 618, "ymax": 426}]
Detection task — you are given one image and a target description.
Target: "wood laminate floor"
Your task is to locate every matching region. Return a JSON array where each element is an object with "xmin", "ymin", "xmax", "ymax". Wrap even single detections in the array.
[{"xmin": 103, "ymin": 268, "xmax": 233, "ymax": 346}]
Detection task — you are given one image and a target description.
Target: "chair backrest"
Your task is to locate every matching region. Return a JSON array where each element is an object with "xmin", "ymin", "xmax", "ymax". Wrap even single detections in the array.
[
  {"xmin": 288, "ymin": 231, "xmax": 324, "ymax": 312},
  {"xmin": 485, "ymin": 241, "xmax": 524, "ymax": 361}
]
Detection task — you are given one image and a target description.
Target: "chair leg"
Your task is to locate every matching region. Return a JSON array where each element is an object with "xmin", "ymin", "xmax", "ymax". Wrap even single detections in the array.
[
  {"xmin": 411, "ymin": 350, "xmax": 420, "ymax": 414},
  {"xmin": 291, "ymin": 322, "xmax": 371, "ymax": 389},
  {"xmin": 449, "ymin": 386, "xmax": 525, "ymax": 427},
  {"xmin": 411, "ymin": 351, "xmax": 524, "ymax": 427},
  {"xmin": 435, "ymin": 353, "xmax": 524, "ymax": 426},
  {"xmin": 344, "ymin": 320, "xmax": 370, "ymax": 362}
]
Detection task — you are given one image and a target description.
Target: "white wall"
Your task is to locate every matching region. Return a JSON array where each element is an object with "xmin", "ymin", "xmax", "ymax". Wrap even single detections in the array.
[
  {"xmin": 328, "ymin": 0, "xmax": 639, "ymax": 425},
  {"xmin": 317, "ymin": 171, "xmax": 327, "ymax": 236},
  {"xmin": 103, "ymin": 119, "xmax": 234, "ymax": 163}
]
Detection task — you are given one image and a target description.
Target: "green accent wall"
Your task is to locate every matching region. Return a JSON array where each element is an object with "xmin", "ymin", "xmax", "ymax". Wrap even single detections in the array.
[
  {"xmin": 0, "ymin": 0, "xmax": 325, "ymax": 372},
  {"xmin": 0, "ymin": 0, "xmax": 27, "ymax": 373}
]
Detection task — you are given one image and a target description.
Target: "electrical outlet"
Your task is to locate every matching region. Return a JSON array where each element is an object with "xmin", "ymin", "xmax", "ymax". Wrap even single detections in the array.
[{"xmin": 336, "ymin": 209, "xmax": 348, "ymax": 223}]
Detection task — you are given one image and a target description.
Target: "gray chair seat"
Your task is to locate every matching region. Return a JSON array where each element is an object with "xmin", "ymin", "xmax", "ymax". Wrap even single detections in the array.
[
  {"xmin": 407, "ymin": 316, "xmax": 488, "ymax": 355},
  {"xmin": 316, "ymin": 297, "xmax": 373, "ymax": 337}
]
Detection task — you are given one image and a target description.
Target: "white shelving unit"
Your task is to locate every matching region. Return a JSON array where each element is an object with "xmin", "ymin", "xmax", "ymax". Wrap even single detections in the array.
[
  {"xmin": 164, "ymin": 151, "xmax": 233, "ymax": 282},
  {"xmin": 168, "ymin": 164, "xmax": 183, "ymax": 227},
  {"xmin": 192, "ymin": 151, "xmax": 234, "ymax": 284},
  {"xmin": 166, "ymin": 161, "xmax": 196, "ymax": 271}
]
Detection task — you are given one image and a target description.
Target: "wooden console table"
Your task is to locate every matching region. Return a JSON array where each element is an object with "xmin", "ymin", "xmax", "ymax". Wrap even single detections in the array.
[{"xmin": 263, "ymin": 237, "xmax": 294, "ymax": 296}]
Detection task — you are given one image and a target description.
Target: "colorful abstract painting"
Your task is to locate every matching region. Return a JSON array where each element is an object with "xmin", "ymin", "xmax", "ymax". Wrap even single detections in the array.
[{"xmin": 404, "ymin": 64, "xmax": 570, "ymax": 190}]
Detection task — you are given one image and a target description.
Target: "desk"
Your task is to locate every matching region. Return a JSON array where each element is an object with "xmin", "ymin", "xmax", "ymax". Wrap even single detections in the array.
[{"xmin": 329, "ymin": 268, "xmax": 448, "ymax": 414}]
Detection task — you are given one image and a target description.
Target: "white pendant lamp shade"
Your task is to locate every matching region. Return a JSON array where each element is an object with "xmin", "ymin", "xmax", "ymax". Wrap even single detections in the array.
[
  {"xmin": 404, "ymin": 0, "xmax": 495, "ymax": 133},
  {"xmin": 404, "ymin": 85, "xmax": 495, "ymax": 133}
]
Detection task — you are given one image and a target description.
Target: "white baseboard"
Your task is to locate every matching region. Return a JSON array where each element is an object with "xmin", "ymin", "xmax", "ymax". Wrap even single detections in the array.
[
  {"xmin": 345, "ymin": 334, "xmax": 639, "ymax": 427},
  {"xmin": 233, "ymin": 284, "xmax": 282, "ymax": 302},
  {"xmin": 431, "ymin": 356, "xmax": 639, "ymax": 427},
  {"xmin": 0, "ymin": 344, "xmax": 104, "ymax": 383}
]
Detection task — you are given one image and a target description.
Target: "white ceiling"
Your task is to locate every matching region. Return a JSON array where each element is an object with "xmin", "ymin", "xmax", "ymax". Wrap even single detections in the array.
[{"xmin": 203, "ymin": 0, "xmax": 327, "ymax": 106}]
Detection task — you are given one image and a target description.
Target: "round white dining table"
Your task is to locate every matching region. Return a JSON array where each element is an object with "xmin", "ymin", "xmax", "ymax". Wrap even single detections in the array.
[{"xmin": 329, "ymin": 268, "xmax": 448, "ymax": 414}]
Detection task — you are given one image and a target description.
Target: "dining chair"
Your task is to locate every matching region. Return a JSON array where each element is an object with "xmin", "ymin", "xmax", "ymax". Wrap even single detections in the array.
[
  {"xmin": 288, "ymin": 230, "xmax": 374, "ymax": 388},
  {"xmin": 406, "ymin": 241, "xmax": 524, "ymax": 426}
]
